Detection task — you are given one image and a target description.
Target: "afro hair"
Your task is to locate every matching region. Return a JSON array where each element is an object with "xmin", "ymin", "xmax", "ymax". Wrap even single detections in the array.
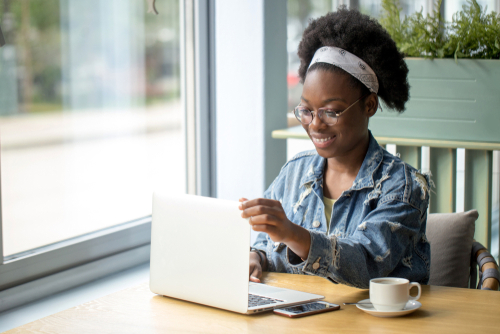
[{"xmin": 297, "ymin": 7, "xmax": 410, "ymax": 112}]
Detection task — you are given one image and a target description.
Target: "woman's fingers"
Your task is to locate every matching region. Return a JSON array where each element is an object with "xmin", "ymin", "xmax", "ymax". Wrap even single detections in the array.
[
  {"xmin": 249, "ymin": 275, "xmax": 261, "ymax": 283},
  {"xmin": 249, "ymin": 255, "xmax": 262, "ymax": 283},
  {"xmin": 249, "ymin": 223, "xmax": 278, "ymax": 236},
  {"xmin": 239, "ymin": 198, "xmax": 282, "ymax": 210},
  {"xmin": 241, "ymin": 205, "xmax": 285, "ymax": 220},
  {"xmin": 250, "ymin": 266, "xmax": 262, "ymax": 283},
  {"xmin": 247, "ymin": 213, "xmax": 281, "ymax": 227},
  {"xmin": 249, "ymin": 265, "xmax": 262, "ymax": 283},
  {"xmin": 240, "ymin": 197, "xmax": 290, "ymax": 242}
]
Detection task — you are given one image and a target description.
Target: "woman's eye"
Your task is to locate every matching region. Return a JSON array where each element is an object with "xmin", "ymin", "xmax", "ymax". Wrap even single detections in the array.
[
  {"xmin": 300, "ymin": 109, "xmax": 312, "ymax": 115},
  {"xmin": 324, "ymin": 110, "xmax": 340, "ymax": 118}
]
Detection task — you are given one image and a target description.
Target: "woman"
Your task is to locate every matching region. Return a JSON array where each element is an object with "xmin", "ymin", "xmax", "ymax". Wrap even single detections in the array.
[{"xmin": 239, "ymin": 8, "xmax": 432, "ymax": 289}]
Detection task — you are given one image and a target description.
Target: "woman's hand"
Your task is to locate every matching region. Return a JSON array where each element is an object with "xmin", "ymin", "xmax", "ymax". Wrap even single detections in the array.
[
  {"xmin": 239, "ymin": 197, "xmax": 312, "ymax": 260},
  {"xmin": 239, "ymin": 198, "xmax": 294, "ymax": 243},
  {"xmin": 249, "ymin": 251, "xmax": 262, "ymax": 283}
]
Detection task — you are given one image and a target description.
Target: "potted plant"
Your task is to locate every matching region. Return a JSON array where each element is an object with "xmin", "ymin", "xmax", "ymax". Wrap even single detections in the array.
[{"xmin": 369, "ymin": 0, "xmax": 500, "ymax": 144}]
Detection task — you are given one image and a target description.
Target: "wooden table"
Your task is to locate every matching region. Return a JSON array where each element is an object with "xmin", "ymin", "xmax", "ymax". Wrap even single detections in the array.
[{"xmin": 7, "ymin": 273, "xmax": 500, "ymax": 334}]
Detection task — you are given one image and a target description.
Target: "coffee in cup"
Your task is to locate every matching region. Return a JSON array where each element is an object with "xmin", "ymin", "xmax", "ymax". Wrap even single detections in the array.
[{"xmin": 369, "ymin": 277, "xmax": 421, "ymax": 311}]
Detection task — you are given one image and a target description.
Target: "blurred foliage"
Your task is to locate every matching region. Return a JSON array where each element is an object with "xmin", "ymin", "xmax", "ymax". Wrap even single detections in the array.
[
  {"xmin": 1, "ymin": 0, "xmax": 62, "ymax": 111},
  {"xmin": 380, "ymin": 0, "xmax": 500, "ymax": 59},
  {"xmin": 379, "ymin": 0, "xmax": 407, "ymax": 50},
  {"xmin": 0, "ymin": 0, "xmax": 181, "ymax": 113},
  {"xmin": 17, "ymin": 0, "xmax": 60, "ymax": 30},
  {"xmin": 287, "ymin": 0, "xmax": 331, "ymax": 42},
  {"xmin": 446, "ymin": 0, "xmax": 500, "ymax": 60},
  {"xmin": 288, "ymin": 0, "xmax": 314, "ymax": 26}
]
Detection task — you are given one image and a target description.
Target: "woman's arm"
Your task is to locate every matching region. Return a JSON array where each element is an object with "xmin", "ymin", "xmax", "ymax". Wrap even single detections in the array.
[
  {"xmin": 243, "ymin": 195, "xmax": 428, "ymax": 288},
  {"xmin": 300, "ymin": 199, "xmax": 427, "ymax": 288}
]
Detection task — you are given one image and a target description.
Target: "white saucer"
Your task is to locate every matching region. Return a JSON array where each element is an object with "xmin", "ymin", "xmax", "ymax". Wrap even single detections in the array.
[{"xmin": 355, "ymin": 299, "xmax": 422, "ymax": 318}]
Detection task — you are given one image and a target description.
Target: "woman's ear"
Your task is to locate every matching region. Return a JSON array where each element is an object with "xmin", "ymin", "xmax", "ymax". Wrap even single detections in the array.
[{"xmin": 364, "ymin": 93, "xmax": 378, "ymax": 118}]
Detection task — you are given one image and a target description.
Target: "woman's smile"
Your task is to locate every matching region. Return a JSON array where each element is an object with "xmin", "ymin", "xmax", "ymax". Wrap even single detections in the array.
[{"xmin": 311, "ymin": 134, "xmax": 336, "ymax": 148}]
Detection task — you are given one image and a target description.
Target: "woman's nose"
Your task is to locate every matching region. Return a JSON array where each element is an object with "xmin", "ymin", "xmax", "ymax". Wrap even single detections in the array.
[{"xmin": 309, "ymin": 111, "xmax": 328, "ymax": 130}]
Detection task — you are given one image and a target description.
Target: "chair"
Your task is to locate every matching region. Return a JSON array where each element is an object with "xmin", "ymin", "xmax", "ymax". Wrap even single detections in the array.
[{"xmin": 426, "ymin": 210, "xmax": 499, "ymax": 290}]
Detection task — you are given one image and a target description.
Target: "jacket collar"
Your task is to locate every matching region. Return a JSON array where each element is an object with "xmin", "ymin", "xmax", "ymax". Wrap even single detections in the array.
[{"xmin": 300, "ymin": 131, "xmax": 383, "ymax": 190}]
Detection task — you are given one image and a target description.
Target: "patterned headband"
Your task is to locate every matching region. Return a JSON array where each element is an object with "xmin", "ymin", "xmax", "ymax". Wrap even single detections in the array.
[{"xmin": 308, "ymin": 46, "xmax": 379, "ymax": 94}]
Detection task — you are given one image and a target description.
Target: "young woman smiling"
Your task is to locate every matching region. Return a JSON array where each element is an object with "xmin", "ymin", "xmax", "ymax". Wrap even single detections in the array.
[{"xmin": 240, "ymin": 8, "xmax": 432, "ymax": 289}]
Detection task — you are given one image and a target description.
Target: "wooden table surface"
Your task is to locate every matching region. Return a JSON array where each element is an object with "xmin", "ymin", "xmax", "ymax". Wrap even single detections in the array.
[{"xmin": 7, "ymin": 272, "xmax": 500, "ymax": 334}]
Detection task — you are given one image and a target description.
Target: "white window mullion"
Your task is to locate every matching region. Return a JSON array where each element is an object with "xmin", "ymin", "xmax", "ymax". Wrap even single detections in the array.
[
  {"xmin": 1, "ymin": 21, "xmax": 6, "ymax": 265},
  {"xmin": 183, "ymin": 0, "xmax": 216, "ymax": 197}
]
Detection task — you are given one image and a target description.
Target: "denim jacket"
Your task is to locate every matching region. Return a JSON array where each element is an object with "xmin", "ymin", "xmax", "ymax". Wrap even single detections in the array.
[{"xmin": 253, "ymin": 132, "xmax": 432, "ymax": 289}]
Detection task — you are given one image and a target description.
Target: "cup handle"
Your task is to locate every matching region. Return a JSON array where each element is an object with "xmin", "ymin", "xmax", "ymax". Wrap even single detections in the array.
[{"xmin": 408, "ymin": 282, "xmax": 421, "ymax": 301}]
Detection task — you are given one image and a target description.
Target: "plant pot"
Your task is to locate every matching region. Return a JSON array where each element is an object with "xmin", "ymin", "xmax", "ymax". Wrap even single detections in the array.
[{"xmin": 369, "ymin": 58, "xmax": 500, "ymax": 143}]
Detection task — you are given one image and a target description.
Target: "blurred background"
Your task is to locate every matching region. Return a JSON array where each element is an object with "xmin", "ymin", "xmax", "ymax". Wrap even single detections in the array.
[
  {"xmin": 0, "ymin": 0, "xmax": 498, "ymax": 259},
  {"xmin": 0, "ymin": 0, "xmax": 184, "ymax": 256},
  {"xmin": 286, "ymin": 0, "xmax": 499, "ymax": 113}
]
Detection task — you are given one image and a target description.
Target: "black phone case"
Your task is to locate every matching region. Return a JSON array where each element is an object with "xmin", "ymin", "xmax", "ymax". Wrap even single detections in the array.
[{"xmin": 273, "ymin": 303, "xmax": 340, "ymax": 318}]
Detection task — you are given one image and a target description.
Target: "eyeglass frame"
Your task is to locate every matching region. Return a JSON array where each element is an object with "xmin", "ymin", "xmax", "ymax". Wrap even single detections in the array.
[{"xmin": 293, "ymin": 93, "xmax": 371, "ymax": 126}]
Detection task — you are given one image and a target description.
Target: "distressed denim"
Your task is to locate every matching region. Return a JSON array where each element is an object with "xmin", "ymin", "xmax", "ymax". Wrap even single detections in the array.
[{"xmin": 253, "ymin": 132, "xmax": 432, "ymax": 289}]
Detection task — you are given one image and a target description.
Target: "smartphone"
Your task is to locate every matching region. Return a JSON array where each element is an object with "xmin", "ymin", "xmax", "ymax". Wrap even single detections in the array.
[{"xmin": 273, "ymin": 301, "xmax": 340, "ymax": 318}]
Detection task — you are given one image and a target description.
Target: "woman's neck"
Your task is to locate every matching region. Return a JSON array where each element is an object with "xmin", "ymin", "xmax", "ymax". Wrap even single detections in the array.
[
  {"xmin": 323, "ymin": 134, "xmax": 370, "ymax": 199},
  {"xmin": 327, "ymin": 134, "xmax": 369, "ymax": 173}
]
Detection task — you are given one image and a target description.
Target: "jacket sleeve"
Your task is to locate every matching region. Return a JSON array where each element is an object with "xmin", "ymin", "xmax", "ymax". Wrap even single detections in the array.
[{"xmin": 292, "ymin": 197, "xmax": 426, "ymax": 289}]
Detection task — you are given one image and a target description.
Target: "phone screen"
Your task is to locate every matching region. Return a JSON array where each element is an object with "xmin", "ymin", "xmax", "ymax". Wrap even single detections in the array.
[{"xmin": 279, "ymin": 302, "xmax": 331, "ymax": 314}]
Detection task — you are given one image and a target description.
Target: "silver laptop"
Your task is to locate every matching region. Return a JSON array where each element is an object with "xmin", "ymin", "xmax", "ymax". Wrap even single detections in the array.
[{"xmin": 150, "ymin": 192, "xmax": 324, "ymax": 314}]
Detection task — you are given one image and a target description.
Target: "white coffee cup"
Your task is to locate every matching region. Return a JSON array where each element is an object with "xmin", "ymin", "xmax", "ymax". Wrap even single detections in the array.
[{"xmin": 369, "ymin": 277, "xmax": 421, "ymax": 311}]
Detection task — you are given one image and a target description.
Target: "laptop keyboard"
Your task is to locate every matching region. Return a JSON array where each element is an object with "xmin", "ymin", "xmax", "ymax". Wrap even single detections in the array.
[{"xmin": 248, "ymin": 293, "xmax": 284, "ymax": 307}]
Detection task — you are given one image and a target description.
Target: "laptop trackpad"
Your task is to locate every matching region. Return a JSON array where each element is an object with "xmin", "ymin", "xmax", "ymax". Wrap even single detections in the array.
[{"xmin": 249, "ymin": 283, "xmax": 287, "ymax": 296}]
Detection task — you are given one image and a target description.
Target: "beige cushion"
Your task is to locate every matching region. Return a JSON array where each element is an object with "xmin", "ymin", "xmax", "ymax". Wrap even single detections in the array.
[{"xmin": 426, "ymin": 210, "xmax": 478, "ymax": 288}]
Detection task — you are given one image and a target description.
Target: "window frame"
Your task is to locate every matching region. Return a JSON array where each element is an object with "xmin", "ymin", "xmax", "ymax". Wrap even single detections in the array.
[
  {"xmin": 0, "ymin": 218, "xmax": 151, "ymax": 312},
  {"xmin": 0, "ymin": 0, "xmax": 216, "ymax": 312},
  {"xmin": 0, "ymin": 218, "xmax": 151, "ymax": 292},
  {"xmin": 0, "ymin": 24, "xmax": 5, "ymax": 47}
]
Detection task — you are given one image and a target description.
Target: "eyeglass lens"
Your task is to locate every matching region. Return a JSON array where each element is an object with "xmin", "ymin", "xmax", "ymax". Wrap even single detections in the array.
[{"xmin": 294, "ymin": 107, "xmax": 339, "ymax": 125}]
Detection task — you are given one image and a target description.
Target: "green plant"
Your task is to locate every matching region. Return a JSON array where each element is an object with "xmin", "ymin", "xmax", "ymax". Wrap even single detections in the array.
[
  {"xmin": 380, "ymin": 0, "xmax": 447, "ymax": 58},
  {"xmin": 380, "ymin": 0, "xmax": 500, "ymax": 60},
  {"xmin": 445, "ymin": 0, "xmax": 500, "ymax": 60},
  {"xmin": 379, "ymin": 0, "xmax": 406, "ymax": 48}
]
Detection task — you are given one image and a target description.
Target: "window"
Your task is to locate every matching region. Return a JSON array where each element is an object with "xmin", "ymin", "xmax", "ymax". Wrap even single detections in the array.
[
  {"xmin": 0, "ymin": 1, "xmax": 196, "ymax": 313},
  {"xmin": 0, "ymin": 0, "xmax": 184, "ymax": 257}
]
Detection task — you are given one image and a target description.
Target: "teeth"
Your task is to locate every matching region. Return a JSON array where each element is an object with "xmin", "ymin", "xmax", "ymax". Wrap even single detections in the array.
[{"xmin": 314, "ymin": 137, "xmax": 333, "ymax": 143}]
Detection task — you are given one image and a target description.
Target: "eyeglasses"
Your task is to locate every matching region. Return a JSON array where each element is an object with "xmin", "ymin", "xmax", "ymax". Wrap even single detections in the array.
[{"xmin": 293, "ymin": 94, "xmax": 369, "ymax": 126}]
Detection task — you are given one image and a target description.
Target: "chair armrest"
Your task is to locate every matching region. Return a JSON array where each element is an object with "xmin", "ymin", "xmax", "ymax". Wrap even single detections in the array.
[{"xmin": 473, "ymin": 243, "xmax": 499, "ymax": 291}]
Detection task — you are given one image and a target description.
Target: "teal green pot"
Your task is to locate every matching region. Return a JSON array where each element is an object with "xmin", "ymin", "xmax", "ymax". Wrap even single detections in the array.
[{"xmin": 369, "ymin": 58, "xmax": 500, "ymax": 143}]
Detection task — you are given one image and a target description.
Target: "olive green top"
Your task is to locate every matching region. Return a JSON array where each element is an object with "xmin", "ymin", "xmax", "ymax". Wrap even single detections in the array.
[{"xmin": 323, "ymin": 196, "xmax": 337, "ymax": 234}]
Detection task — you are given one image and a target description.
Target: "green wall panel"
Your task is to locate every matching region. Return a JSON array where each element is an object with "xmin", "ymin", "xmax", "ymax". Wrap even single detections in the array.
[
  {"xmin": 396, "ymin": 145, "xmax": 421, "ymax": 170},
  {"xmin": 464, "ymin": 149, "xmax": 493, "ymax": 249},
  {"xmin": 429, "ymin": 148, "xmax": 456, "ymax": 214}
]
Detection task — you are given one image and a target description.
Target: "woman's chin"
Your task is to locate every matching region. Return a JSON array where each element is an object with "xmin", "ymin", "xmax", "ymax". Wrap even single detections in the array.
[
  {"xmin": 314, "ymin": 146, "xmax": 338, "ymax": 159},
  {"xmin": 310, "ymin": 136, "xmax": 337, "ymax": 158}
]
